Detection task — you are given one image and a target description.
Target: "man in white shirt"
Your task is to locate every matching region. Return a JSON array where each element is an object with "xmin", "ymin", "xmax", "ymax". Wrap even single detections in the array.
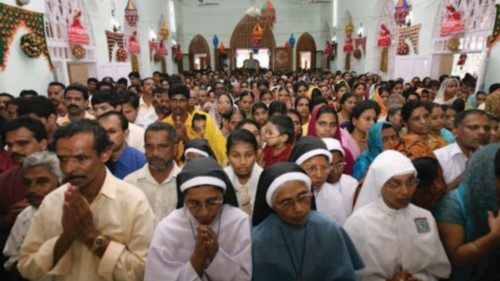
[
  {"xmin": 124, "ymin": 123, "xmax": 181, "ymax": 224},
  {"xmin": 136, "ymin": 78, "xmax": 158, "ymax": 128},
  {"xmin": 18, "ymin": 119, "xmax": 154, "ymax": 281},
  {"xmin": 91, "ymin": 90, "xmax": 145, "ymax": 152},
  {"xmin": 434, "ymin": 109, "xmax": 490, "ymax": 189}
]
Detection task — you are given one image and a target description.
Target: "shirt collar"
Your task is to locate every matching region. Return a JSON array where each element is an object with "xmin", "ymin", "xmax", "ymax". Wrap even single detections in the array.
[
  {"xmin": 141, "ymin": 161, "xmax": 181, "ymax": 185},
  {"xmin": 450, "ymin": 142, "xmax": 466, "ymax": 158},
  {"xmin": 99, "ymin": 169, "xmax": 117, "ymax": 199}
]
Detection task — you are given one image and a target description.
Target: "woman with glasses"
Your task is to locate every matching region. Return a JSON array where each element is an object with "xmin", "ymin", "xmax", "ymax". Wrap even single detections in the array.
[
  {"xmin": 252, "ymin": 162, "xmax": 363, "ymax": 281},
  {"xmin": 289, "ymin": 136, "xmax": 350, "ymax": 225},
  {"xmin": 344, "ymin": 150, "xmax": 451, "ymax": 281},
  {"xmin": 145, "ymin": 157, "xmax": 252, "ymax": 281}
]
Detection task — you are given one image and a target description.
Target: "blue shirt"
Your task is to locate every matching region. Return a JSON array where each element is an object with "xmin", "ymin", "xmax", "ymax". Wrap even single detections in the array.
[
  {"xmin": 252, "ymin": 211, "xmax": 363, "ymax": 281},
  {"xmin": 107, "ymin": 145, "xmax": 146, "ymax": 179}
]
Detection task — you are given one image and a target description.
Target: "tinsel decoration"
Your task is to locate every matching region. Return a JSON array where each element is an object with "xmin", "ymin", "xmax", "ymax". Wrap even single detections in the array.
[
  {"xmin": 116, "ymin": 47, "xmax": 127, "ymax": 62},
  {"xmin": 394, "ymin": 0, "xmax": 411, "ymax": 26},
  {"xmin": 397, "ymin": 24, "xmax": 420, "ymax": 54},
  {"xmin": 354, "ymin": 36, "xmax": 367, "ymax": 54},
  {"xmin": 160, "ymin": 57, "xmax": 166, "ymax": 73},
  {"xmin": 380, "ymin": 47, "xmax": 389, "ymax": 73},
  {"xmin": 131, "ymin": 54, "xmax": 139, "ymax": 71},
  {"xmin": 0, "ymin": 2, "xmax": 51, "ymax": 70},
  {"xmin": 124, "ymin": 0, "xmax": 138, "ymax": 27},
  {"xmin": 440, "ymin": 3, "xmax": 465, "ymax": 36},
  {"xmin": 397, "ymin": 41, "xmax": 409, "ymax": 55},
  {"xmin": 105, "ymin": 30, "xmax": 125, "ymax": 62},
  {"xmin": 259, "ymin": 0, "xmax": 276, "ymax": 30},
  {"xmin": 159, "ymin": 24, "xmax": 169, "ymax": 41},
  {"xmin": 20, "ymin": 32, "xmax": 42, "ymax": 58},
  {"xmin": 447, "ymin": 38, "xmax": 460, "ymax": 52},
  {"xmin": 68, "ymin": 10, "xmax": 89, "ymax": 45},
  {"xmin": 345, "ymin": 53, "xmax": 351, "ymax": 71},
  {"xmin": 489, "ymin": 3, "xmax": 500, "ymax": 51},
  {"xmin": 157, "ymin": 41, "xmax": 167, "ymax": 56},
  {"xmin": 72, "ymin": 44, "xmax": 86, "ymax": 60}
]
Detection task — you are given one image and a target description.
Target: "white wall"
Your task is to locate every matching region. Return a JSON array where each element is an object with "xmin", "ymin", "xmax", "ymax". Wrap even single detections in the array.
[
  {"xmin": 0, "ymin": 0, "xmax": 54, "ymax": 95},
  {"xmin": 178, "ymin": 0, "xmax": 331, "ymax": 70}
]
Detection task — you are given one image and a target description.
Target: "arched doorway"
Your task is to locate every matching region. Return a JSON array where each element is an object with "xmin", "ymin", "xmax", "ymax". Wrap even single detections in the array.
[
  {"xmin": 296, "ymin": 32, "xmax": 316, "ymax": 70},
  {"xmin": 188, "ymin": 34, "xmax": 210, "ymax": 71},
  {"xmin": 227, "ymin": 15, "xmax": 276, "ymax": 70}
]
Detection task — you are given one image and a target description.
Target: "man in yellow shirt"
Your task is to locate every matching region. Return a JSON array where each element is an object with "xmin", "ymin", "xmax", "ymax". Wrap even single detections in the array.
[{"xmin": 162, "ymin": 84, "xmax": 227, "ymax": 165}]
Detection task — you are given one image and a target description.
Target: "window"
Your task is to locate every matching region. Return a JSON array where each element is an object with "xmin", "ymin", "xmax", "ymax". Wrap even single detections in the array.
[{"xmin": 236, "ymin": 49, "xmax": 270, "ymax": 69}]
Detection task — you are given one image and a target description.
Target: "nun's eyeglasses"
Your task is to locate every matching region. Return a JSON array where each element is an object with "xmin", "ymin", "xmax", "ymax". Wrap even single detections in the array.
[
  {"xmin": 184, "ymin": 198, "xmax": 223, "ymax": 212},
  {"xmin": 276, "ymin": 192, "xmax": 313, "ymax": 210},
  {"xmin": 384, "ymin": 178, "xmax": 420, "ymax": 189}
]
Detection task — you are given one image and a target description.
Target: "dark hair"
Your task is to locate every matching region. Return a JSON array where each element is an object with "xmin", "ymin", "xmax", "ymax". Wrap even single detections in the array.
[
  {"xmin": 145, "ymin": 122, "xmax": 178, "ymax": 144},
  {"xmin": 239, "ymin": 91, "xmax": 254, "ymax": 102},
  {"xmin": 257, "ymin": 79, "xmax": 269, "ymax": 89},
  {"xmin": 227, "ymin": 129, "xmax": 258, "ymax": 153},
  {"xmin": 294, "ymin": 96, "xmax": 309, "ymax": 109},
  {"xmin": 96, "ymin": 81, "xmax": 114, "ymax": 91},
  {"xmin": 64, "ymin": 83, "xmax": 89, "ymax": 100},
  {"xmin": 293, "ymin": 81, "xmax": 308, "ymax": 93},
  {"xmin": 401, "ymin": 100, "xmax": 428, "ymax": 123},
  {"xmin": 347, "ymin": 100, "xmax": 380, "ymax": 132},
  {"xmin": 316, "ymin": 106, "xmax": 338, "ymax": 124},
  {"xmin": 5, "ymin": 116, "xmax": 47, "ymax": 141},
  {"xmin": 0, "ymin": 93, "xmax": 14, "ymax": 100},
  {"xmin": 120, "ymin": 91, "xmax": 140, "ymax": 109},
  {"xmin": 102, "ymin": 77, "xmax": 114, "ymax": 83},
  {"xmin": 251, "ymin": 102, "xmax": 268, "ymax": 115},
  {"xmin": 17, "ymin": 96, "xmax": 56, "ymax": 119},
  {"xmin": 309, "ymin": 96, "xmax": 328, "ymax": 113},
  {"xmin": 334, "ymin": 82, "xmax": 348, "ymax": 93},
  {"xmin": 128, "ymin": 71, "xmax": 141, "ymax": 79},
  {"xmin": 236, "ymin": 118, "xmax": 260, "ymax": 130},
  {"xmin": 48, "ymin": 81, "xmax": 66, "ymax": 89},
  {"xmin": 54, "ymin": 119, "xmax": 111, "ymax": 154},
  {"xmin": 19, "ymin": 90, "xmax": 38, "ymax": 98},
  {"xmin": 402, "ymin": 87, "xmax": 420, "ymax": 100},
  {"xmin": 451, "ymin": 98, "xmax": 466, "ymax": 114},
  {"xmin": 310, "ymin": 88, "xmax": 322, "ymax": 100},
  {"xmin": 268, "ymin": 100, "xmax": 287, "ymax": 117},
  {"xmin": 0, "ymin": 116, "xmax": 6, "ymax": 146},
  {"xmin": 340, "ymin": 92, "xmax": 356, "ymax": 105},
  {"xmin": 453, "ymin": 109, "xmax": 488, "ymax": 128},
  {"xmin": 192, "ymin": 113, "xmax": 207, "ymax": 129},
  {"xmin": 117, "ymin": 77, "xmax": 128, "ymax": 86},
  {"xmin": 412, "ymin": 157, "xmax": 439, "ymax": 192},
  {"xmin": 286, "ymin": 108, "xmax": 301, "ymax": 121},
  {"xmin": 428, "ymin": 80, "xmax": 440, "ymax": 89},
  {"xmin": 87, "ymin": 78, "xmax": 98, "ymax": 84},
  {"xmin": 259, "ymin": 90, "xmax": 272, "ymax": 100},
  {"xmin": 352, "ymin": 82, "xmax": 366, "ymax": 91},
  {"xmin": 168, "ymin": 84, "xmax": 190, "ymax": 99},
  {"xmin": 269, "ymin": 114, "xmax": 294, "ymax": 144},
  {"xmin": 153, "ymin": 86, "xmax": 168, "ymax": 95},
  {"xmin": 98, "ymin": 111, "xmax": 129, "ymax": 131},
  {"xmin": 425, "ymin": 102, "xmax": 442, "ymax": 114},
  {"xmin": 489, "ymin": 83, "xmax": 500, "ymax": 94},
  {"xmin": 387, "ymin": 104, "xmax": 402, "ymax": 119},
  {"xmin": 91, "ymin": 90, "xmax": 120, "ymax": 107}
]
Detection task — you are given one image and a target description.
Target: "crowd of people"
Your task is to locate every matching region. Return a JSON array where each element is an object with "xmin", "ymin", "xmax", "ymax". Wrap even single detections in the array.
[{"xmin": 0, "ymin": 68, "xmax": 499, "ymax": 281}]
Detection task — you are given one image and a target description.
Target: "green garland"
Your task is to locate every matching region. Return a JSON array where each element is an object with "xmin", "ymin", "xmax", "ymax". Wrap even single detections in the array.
[
  {"xmin": 20, "ymin": 33, "xmax": 43, "ymax": 58},
  {"xmin": 0, "ymin": 3, "xmax": 51, "ymax": 70}
]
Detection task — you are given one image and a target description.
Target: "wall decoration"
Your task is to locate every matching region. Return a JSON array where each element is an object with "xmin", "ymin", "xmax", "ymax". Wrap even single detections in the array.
[
  {"xmin": 354, "ymin": 36, "xmax": 367, "ymax": 54},
  {"xmin": 131, "ymin": 54, "xmax": 139, "ymax": 71},
  {"xmin": 259, "ymin": 0, "xmax": 276, "ymax": 30},
  {"xmin": 394, "ymin": 0, "xmax": 411, "ymax": 26},
  {"xmin": 213, "ymin": 35, "xmax": 219, "ymax": 48},
  {"xmin": 20, "ymin": 32, "xmax": 42, "ymax": 58},
  {"xmin": 447, "ymin": 37, "xmax": 460, "ymax": 52},
  {"xmin": 0, "ymin": 2, "xmax": 51, "ymax": 70},
  {"xmin": 149, "ymin": 40, "xmax": 158, "ymax": 61},
  {"xmin": 353, "ymin": 48, "xmax": 362, "ymax": 59},
  {"xmin": 397, "ymin": 23, "xmax": 421, "ymax": 55},
  {"xmin": 252, "ymin": 23, "xmax": 263, "ymax": 53},
  {"xmin": 343, "ymin": 12, "xmax": 354, "ymax": 70},
  {"xmin": 124, "ymin": 0, "xmax": 138, "ymax": 27},
  {"xmin": 377, "ymin": 24, "xmax": 392, "ymax": 73},
  {"xmin": 72, "ymin": 44, "xmax": 86, "ymax": 60},
  {"xmin": 128, "ymin": 31, "xmax": 140, "ymax": 54},
  {"xmin": 288, "ymin": 34, "xmax": 296, "ymax": 48},
  {"xmin": 16, "ymin": 0, "xmax": 30, "ymax": 7},
  {"xmin": 491, "ymin": 3, "xmax": 500, "ymax": 48},
  {"xmin": 440, "ymin": 3, "xmax": 464, "ymax": 36},
  {"xmin": 116, "ymin": 47, "xmax": 127, "ymax": 61},
  {"xmin": 68, "ymin": 10, "xmax": 90, "ymax": 45},
  {"xmin": 397, "ymin": 41, "xmax": 409, "ymax": 55},
  {"xmin": 159, "ymin": 24, "xmax": 169, "ymax": 41},
  {"xmin": 105, "ymin": 30, "xmax": 125, "ymax": 62},
  {"xmin": 218, "ymin": 42, "xmax": 226, "ymax": 54},
  {"xmin": 457, "ymin": 53, "xmax": 467, "ymax": 69}
]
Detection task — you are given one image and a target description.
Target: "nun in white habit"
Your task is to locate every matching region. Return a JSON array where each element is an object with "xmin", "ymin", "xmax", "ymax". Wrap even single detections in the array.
[
  {"xmin": 288, "ymin": 136, "xmax": 349, "ymax": 225},
  {"xmin": 344, "ymin": 150, "xmax": 451, "ymax": 281},
  {"xmin": 144, "ymin": 157, "xmax": 252, "ymax": 281}
]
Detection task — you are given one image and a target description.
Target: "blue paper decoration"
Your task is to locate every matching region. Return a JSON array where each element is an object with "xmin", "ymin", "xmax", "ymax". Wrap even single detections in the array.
[
  {"xmin": 213, "ymin": 35, "xmax": 219, "ymax": 48},
  {"xmin": 288, "ymin": 34, "xmax": 296, "ymax": 48}
]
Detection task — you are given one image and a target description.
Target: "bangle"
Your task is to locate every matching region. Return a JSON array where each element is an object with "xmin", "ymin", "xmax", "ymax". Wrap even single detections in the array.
[{"xmin": 470, "ymin": 242, "xmax": 482, "ymax": 254}]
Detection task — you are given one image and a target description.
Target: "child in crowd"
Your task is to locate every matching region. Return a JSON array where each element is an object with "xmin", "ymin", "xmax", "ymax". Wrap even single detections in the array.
[{"xmin": 259, "ymin": 114, "xmax": 294, "ymax": 168}]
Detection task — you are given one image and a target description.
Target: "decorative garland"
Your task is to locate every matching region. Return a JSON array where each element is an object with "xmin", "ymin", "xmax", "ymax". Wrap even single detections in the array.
[
  {"xmin": 105, "ymin": 30, "xmax": 125, "ymax": 62},
  {"xmin": 397, "ymin": 24, "xmax": 421, "ymax": 55},
  {"xmin": 116, "ymin": 47, "xmax": 127, "ymax": 62},
  {"xmin": 0, "ymin": 2, "xmax": 51, "ymax": 70},
  {"xmin": 72, "ymin": 44, "xmax": 86, "ymax": 60},
  {"xmin": 20, "ymin": 32, "xmax": 42, "ymax": 58},
  {"xmin": 131, "ymin": 54, "xmax": 139, "ymax": 71}
]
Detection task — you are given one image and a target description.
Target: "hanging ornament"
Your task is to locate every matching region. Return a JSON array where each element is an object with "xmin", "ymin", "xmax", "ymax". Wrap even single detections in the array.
[
  {"xmin": 377, "ymin": 24, "xmax": 392, "ymax": 47},
  {"xmin": 353, "ymin": 47, "xmax": 362, "ymax": 60},
  {"xmin": 157, "ymin": 41, "xmax": 167, "ymax": 56},
  {"xmin": 397, "ymin": 41, "xmax": 409, "ymax": 55},
  {"xmin": 124, "ymin": 0, "xmax": 139, "ymax": 27},
  {"xmin": 116, "ymin": 47, "xmax": 128, "ymax": 62},
  {"xmin": 131, "ymin": 54, "xmax": 139, "ymax": 71},
  {"xmin": 394, "ymin": 0, "xmax": 412, "ymax": 27},
  {"xmin": 440, "ymin": 3, "xmax": 465, "ymax": 36},
  {"xmin": 128, "ymin": 31, "xmax": 140, "ymax": 54},
  {"xmin": 380, "ymin": 47, "xmax": 389, "ymax": 73},
  {"xmin": 447, "ymin": 37, "xmax": 460, "ymax": 52},
  {"xmin": 398, "ymin": 24, "xmax": 421, "ymax": 55},
  {"xmin": 16, "ymin": 0, "xmax": 30, "ymax": 6},
  {"xmin": 72, "ymin": 45, "xmax": 86, "ymax": 60},
  {"xmin": 252, "ymin": 23, "xmax": 264, "ymax": 43},
  {"xmin": 213, "ymin": 35, "xmax": 219, "ymax": 48},
  {"xmin": 288, "ymin": 34, "xmax": 296, "ymax": 48},
  {"xmin": 68, "ymin": 10, "xmax": 90, "ymax": 45},
  {"xmin": 159, "ymin": 24, "xmax": 169, "ymax": 41},
  {"xmin": 218, "ymin": 42, "xmax": 226, "ymax": 54},
  {"xmin": 20, "ymin": 33, "xmax": 43, "ymax": 58},
  {"xmin": 259, "ymin": 0, "xmax": 276, "ymax": 30},
  {"xmin": 457, "ymin": 53, "xmax": 467, "ymax": 69}
]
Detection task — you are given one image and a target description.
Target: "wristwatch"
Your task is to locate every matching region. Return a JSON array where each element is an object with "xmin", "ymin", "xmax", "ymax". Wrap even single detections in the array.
[{"xmin": 90, "ymin": 235, "xmax": 106, "ymax": 252}]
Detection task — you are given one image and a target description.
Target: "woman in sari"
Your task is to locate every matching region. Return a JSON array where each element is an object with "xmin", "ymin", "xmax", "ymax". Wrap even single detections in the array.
[{"xmin": 435, "ymin": 144, "xmax": 500, "ymax": 281}]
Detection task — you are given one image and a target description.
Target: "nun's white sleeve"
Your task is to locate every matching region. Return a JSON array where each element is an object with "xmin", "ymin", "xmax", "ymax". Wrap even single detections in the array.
[{"xmin": 204, "ymin": 216, "xmax": 252, "ymax": 281}]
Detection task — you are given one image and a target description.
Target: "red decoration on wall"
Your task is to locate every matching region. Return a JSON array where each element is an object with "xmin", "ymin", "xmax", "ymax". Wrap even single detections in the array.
[
  {"xmin": 395, "ymin": 0, "xmax": 412, "ymax": 26},
  {"xmin": 260, "ymin": 0, "xmax": 276, "ymax": 30},
  {"xmin": 440, "ymin": 3, "xmax": 465, "ymax": 36},
  {"xmin": 377, "ymin": 24, "xmax": 391, "ymax": 47},
  {"xmin": 148, "ymin": 40, "xmax": 158, "ymax": 61},
  {"xmin": 343, "ymin": 39, "xmax": 353, "ymax": 53},
  {"xmin": 354, "ymin": 36, "xmax": 367, "ymax": 53},
  {"xmin": 105, "ymin": 31, "xmax": 125, "ymax": 62},
  {"xmin": 128, "ymin": 31, "xmax": 140, "ymax": 54},
  {"xmin": 397, "ymin": 24, "xmax": 421, "ymax": 55},
  {"xmin": 124, "ymin": 0, "xmax": 138, "ymax": 27},
  {"xmin": 218, "ymin": 42, "xmax": 226, "ymax": 54},
  {"xmin": 68, "ymin": 10, "xmax": 89, "ymax": 45}
]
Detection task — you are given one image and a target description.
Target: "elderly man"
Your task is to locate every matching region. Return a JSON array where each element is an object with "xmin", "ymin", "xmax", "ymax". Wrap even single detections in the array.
[
  {"xmin": 3, "ymin": 151, "xmax": 62, "ymax": 281},
  {"xmin": 18, "ymin": 119, "xmax": 154, "ymax": 281}
]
